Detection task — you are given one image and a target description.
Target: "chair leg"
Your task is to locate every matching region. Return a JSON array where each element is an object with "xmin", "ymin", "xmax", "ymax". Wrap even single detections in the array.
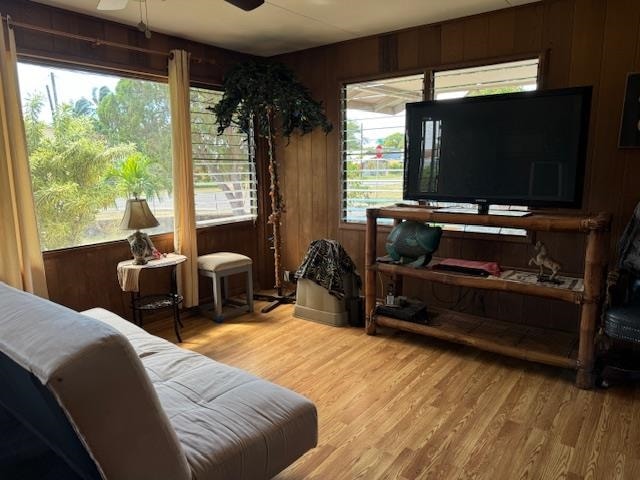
[
  {"xmin": 212, "ymin": 274, "xmax": 224, "ymax": 323},
  {"xmin": 247, "ymin": 268, "xmax": 254, "ymax": 313},
  {"xmin": 223, "ymin": 276, "xmax": 229, "ymax": 305}
]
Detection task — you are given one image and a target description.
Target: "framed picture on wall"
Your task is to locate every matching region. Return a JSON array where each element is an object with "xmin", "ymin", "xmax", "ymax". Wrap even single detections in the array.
[{"xmin": 619, "ymin": 72, "xmax": 640, "ymax": 148}]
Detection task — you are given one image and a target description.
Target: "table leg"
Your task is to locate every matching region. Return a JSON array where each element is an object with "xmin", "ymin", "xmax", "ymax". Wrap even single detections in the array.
[
  {"xmin": 170, "ymin": 265, "xmax": 183, "ymax": 340},
  {"xmin": 174, "ymin": 299, "xmax": 183, "ymax": 343},
  {"xmin": 131, "ymin": 292, "xmax": 141, "ymax": 326}
]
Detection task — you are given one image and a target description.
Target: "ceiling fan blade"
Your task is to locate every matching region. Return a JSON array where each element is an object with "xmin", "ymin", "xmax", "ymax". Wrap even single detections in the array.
[
  {"xmin": 97, "ymin": 0, "xmax": 130, "ymax": 11},
  {"xmin": 225, "ymin": 0, "xmax": 264, "ymax": 11}
]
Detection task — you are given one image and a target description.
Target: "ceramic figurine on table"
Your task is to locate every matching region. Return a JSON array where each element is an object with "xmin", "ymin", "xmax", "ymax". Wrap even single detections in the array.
[{"xmin": 528, "ymin": 241, "xmax": 562, "ymax": 284}]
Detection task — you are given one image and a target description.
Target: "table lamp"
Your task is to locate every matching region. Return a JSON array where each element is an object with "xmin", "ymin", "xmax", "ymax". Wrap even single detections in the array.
[{"xmin": 120, "ymin": 198, "xmax": 160, "ymax": 265}]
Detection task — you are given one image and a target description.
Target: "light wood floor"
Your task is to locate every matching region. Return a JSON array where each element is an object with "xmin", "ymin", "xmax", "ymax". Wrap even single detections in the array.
[{"xmin": 147, "ymin": 303, "xmax": 640, "ymax": 480}]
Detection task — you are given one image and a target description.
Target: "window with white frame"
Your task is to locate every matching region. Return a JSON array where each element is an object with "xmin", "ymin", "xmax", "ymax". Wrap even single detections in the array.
[
  {"xmin": 340, "ymin": 58, "xmax": 540, "ymax": 235},
  {"xmin": 341, "ymin": 74, "xmax": 424, "ymax": 223},
  {"xmin": 430, "ymin": 58, "xmax": 539, "ymax": 235},
  {"xmin": 190, "ymin": 87, "xmax": 258, "ymax": 227},
  {"xmin": 18, "ymin": 62, "xmax": 174, "ymax": 251}
]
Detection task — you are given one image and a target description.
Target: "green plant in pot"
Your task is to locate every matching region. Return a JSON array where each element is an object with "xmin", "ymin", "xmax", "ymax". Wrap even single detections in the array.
[{"xmin": 210, "ymin": 60, "xmax": 332, "ymax": 309}]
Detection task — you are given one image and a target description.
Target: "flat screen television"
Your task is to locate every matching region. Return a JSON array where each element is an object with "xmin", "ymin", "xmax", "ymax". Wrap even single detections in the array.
[{"xmin": 403, "ymin": 86, "xmax": 592, "ymax": 213}]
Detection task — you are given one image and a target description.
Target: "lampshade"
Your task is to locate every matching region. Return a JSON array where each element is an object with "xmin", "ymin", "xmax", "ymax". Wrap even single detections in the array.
[{"xmin": 119, "ymin": 198, "xmax": 160, "ymax": 231}]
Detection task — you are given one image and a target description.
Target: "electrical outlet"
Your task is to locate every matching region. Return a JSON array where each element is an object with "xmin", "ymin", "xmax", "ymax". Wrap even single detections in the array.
[{"xmin": 283, "ymin": 270, "xmax": 291, "ymax": 282}]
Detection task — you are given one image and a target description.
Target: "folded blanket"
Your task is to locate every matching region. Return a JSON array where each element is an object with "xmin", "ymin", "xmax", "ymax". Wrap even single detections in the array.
[{"xmin": 294, "ymin": 240, "xmax": 361, "ymax": 299}]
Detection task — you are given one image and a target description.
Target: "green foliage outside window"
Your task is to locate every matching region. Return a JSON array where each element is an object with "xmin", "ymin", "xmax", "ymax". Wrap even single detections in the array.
[
  {"xmin": 21, "ymin": 70, "xmax": 172, "ymax": 250},
  {"xmin": 24, "ymin": 95, "xmax": 136, "ymax": 249}
]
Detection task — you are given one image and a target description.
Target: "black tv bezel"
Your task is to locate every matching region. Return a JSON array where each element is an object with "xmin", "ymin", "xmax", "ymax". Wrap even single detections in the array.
[{"xmin": 402, "ymin": 86, "xmax": 593, "ymax": 210}]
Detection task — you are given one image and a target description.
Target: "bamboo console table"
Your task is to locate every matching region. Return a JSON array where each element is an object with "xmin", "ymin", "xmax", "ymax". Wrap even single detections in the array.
[{"xmin": 364, "ymin": 206, "xmax": 611, "ymax": 389}]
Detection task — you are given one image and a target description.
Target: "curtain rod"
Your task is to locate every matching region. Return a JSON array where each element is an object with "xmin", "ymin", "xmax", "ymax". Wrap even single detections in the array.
[{"xmin": 1, "ymin": 15, "xmax": 215, "ymax": 65}]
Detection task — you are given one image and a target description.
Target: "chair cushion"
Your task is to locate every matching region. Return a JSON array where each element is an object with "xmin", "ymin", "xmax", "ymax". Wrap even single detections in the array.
[
  {"xmin": 85, "ymin": 308, "xmax": 318, "ymax": 480},
  {"xmin": 605, "ymin": 305, "xmax": 640, "ymax": 343},
  {"xmin": 198, "ymin": 252, "xmax": 253, "ymax": 272}
]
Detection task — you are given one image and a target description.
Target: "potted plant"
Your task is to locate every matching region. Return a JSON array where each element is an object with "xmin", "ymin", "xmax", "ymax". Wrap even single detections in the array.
[{"xmin": 210, "ymin": 59, "xmax": 332, "ymax": 310}]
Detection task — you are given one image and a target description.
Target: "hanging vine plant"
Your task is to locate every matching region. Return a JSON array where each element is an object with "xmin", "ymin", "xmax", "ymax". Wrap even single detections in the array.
[{"xmin": 210, "ymin": 59, "xmax": 332, "ymax": 295}]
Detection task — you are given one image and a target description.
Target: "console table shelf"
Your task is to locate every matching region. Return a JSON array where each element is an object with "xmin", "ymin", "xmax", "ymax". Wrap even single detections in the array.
[
  {"xmin": 372, "ymin": 262, "xmax": 583, "ymax": 304},
  {"xmin": 364, "ymin": 206, "xmax": 611, "ymax": 389},
  {"xmin": 376, "ymin": 308, "xmax": 578, "ymax": 370}
]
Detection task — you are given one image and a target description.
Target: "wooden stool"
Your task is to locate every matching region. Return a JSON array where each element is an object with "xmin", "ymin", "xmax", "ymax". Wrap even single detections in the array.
[{"xmin": 198, "ymin": 252, "xmax": 253, "ymax": 322}]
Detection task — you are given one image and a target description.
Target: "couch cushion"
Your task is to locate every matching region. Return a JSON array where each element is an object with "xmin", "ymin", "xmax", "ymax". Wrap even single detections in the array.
[
  {"xmin": 0, "ymin": 283, "xmax": 190, "ymax": 480},
  {"xmin": 85, "ymin": 308, "xmax": 318, "ymax": 480}
]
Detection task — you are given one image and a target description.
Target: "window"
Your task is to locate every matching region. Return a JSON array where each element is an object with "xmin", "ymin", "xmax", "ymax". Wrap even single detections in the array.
[
  {"xmin": 341, "ymin": 74, "xmax": 424, "ymax": 223},
  {"xmin": 18, "ymin": 62, "xmax": 173, "ymax": 251},
  {"xmin": 432, "ymin": 58, "xmax": 539, "ymax": 100},
  {"xmin": 431, "ymin": 58, "xmax": 539, "ymax": 235},
  {"xmin": 190, "ymin": 87, "xmax": 257, "ymax": 226},
  {"xmin": 340, "ymin": 58, "xmax": 539, "ymax": 235}
]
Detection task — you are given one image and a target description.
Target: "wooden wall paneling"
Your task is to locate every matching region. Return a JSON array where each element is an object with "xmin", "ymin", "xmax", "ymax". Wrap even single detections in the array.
[
  {"xmin": 440, "ymin": 22, "xmax": 465, "ymax": 64},
  {"xmin": 587, "ymin": 0, "xmax": 640, "ymax": 240},
  {"xmin": 333, "ymin": 36, "xmax": 381, "ymax": 79},
  {"xmin": 522, "ymin": 293, "xmax": 553, "ymax": 328},
  {"xmin": 397, "ymin": 29, "xmax": 420, "ymax": 71},
  {"xmin": 299, "ymin": 48, "xmax": 329, "ymax": 253},
  {"xmin": 487, "ymin": 9, "xmax": 516, "ymax": 57},
  {"xmin": 549, "ymin": 301, "xmax": 580, "ymax": 333},
  {"xmin": 497, "ymin": 239, "xmax": 530, "ymax": 268},
  {"xmin": 282, "ymin": 135, "xmax": 300, "ymax": 272},
  {"xmin": 297, "ymin": 133, "xmax": 314, "ymax": 260},
  {"xmin": 462, "ymin": 16, "xmax": 489, "ymax": 60},
  {"xmin": 254, "ymin": 137, "xmax": 275, "ymax": 290},
  {"xmin": 323, "ymin": 47, "xmax": 341, "ymax": 242},
  {"xmin": 514, "ymin": 3, "xmax": 544, "ymax": 53},
  {"xmin": 2, "ymin": 0, "xmax": 250, "ymax": 84},
  {"xmin": 568, "ymin": 0, "xmax": 607, "ymax": 253},
  {"xmin": 6, "ymin": 1, "xmax": 53, "ymax": 55},
  {"xmin": 542, "ymin": 0, "xmax": 574, "ymax": 88},
  {"xmin": 75, "ymin": 13, "xmax": 109, "ymax": 64},
  {"xmin": 341, "ymin": 230, "xmax": 365, "ymax": 274},
  {"xmin": 497, "ymin": 291, "xmax": 525, "ymax": 326},
  {"xmin": 619, "ymin": 12, "xmax": 640, "ymax": 239},
  {"xmin": 311, "ymin": 128, "xmax": 329, "ymax": 242},
  {"xmin": 49, "ymin": 8, "xmax": 75, "ymax": 59},
  {"xmin": 379, "ymin": 33, "xmax": 399, "ymax": 73},
  {"xmin": 147, "ymin": 32, "xmax": 170, "ymax": 73},
  {"xmin": 102, "ymin": 22, "xmax": 130, "ymax": 67},
  {"xmin": 44, "ymin": 241, "xmax": 133, "ymax": 316},
  {"xmin": 417, "ymin": 25, "xmax": 442, "ymax": 67},
  {"xmin": 568, "ymin": 0, "xmax": 606, "ymax": 87}
]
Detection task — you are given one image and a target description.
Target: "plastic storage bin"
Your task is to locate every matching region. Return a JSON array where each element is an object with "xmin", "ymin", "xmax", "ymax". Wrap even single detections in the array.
[{"xmin": 294, "ymin": 276, "xmax": 359, "ymax": 327}]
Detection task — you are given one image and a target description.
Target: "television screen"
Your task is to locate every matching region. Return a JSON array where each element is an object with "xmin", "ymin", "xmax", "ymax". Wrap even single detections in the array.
[{"xmin": 403, "ymin": 87, "xmax": 592, "ymax": 209}]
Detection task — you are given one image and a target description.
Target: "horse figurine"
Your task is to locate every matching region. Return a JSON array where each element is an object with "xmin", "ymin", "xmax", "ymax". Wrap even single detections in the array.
[{"xmin": 528, "ymin": 241, "xmax": 562, "ymax": 282}]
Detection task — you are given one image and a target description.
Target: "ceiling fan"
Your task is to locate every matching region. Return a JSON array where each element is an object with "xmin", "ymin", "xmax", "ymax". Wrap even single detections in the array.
[{"xmin": 97, "ymin": 0, "xmax": 265, "ymax": 12}]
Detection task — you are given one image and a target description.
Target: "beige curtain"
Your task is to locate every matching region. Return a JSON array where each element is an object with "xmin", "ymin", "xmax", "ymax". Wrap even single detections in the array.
[
  {"xmin": 168, "ymin": 49, "xmax": 198, "ymax": 307},
  {"xmin": 0, "ymin": 17, "xmax": 48, "ymax": 298}
]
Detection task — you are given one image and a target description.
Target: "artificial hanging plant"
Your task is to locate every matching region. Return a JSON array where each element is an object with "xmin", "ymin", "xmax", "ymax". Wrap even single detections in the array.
[{"xmin": 210, "ymin": 60, "xmax": 332, "ymax": 295}]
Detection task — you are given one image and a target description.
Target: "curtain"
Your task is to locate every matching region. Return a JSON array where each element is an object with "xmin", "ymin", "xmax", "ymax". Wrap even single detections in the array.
[
  {"xmin": 168, "ymin": 49, "xmax": 198, "ymax": 308},
  {"xmin": 0, "ymin": 17, "xmax": 48, "ymax": 298}
]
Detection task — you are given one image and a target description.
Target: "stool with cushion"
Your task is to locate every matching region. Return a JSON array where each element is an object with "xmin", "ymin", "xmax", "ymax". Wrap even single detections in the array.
[{"xmin": 198, "ymin": 252, "xmax": 253, "ymax": 322}]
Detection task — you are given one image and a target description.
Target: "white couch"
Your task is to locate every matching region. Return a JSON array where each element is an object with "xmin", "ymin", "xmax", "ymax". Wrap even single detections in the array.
[{"xmin": 0, "ymin": 282, "xmax": 317, "ymax": 479}]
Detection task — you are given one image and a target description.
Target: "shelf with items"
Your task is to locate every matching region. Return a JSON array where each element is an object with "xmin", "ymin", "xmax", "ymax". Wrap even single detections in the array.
[
  {"xmin": 371, "ymin": 261, "xmax": 583, "ymax": 304},
  {"xmin": 364, "ymin": 206, "xmax": 611, "ymax": 389}
]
